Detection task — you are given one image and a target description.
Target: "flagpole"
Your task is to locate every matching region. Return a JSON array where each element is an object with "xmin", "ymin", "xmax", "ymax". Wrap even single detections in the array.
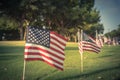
[
  {"xmin": 78, "ymin": 29, "xmax": 83, "ymax": 72},
  {"xmin": 80, "ymin": 29, "xmax": 83, "ymax": 72},
  {"xmin": 96, "ymin": 30, "xmax": 97, "ymax": 41},
  {"xmin": 22, "ymin": 26, "xmax": 28, "ymax": 80},
  {"xmin": 96, "ymin": 30, "xmax": 98, "ymax": 45},
  {"xmin": 22, "ymin": 58, "xmax": 26, "ymax": 80}
]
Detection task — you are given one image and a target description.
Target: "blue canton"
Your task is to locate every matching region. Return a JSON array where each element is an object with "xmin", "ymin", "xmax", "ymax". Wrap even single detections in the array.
[{"xmin": 26, "ymin": 26, "xmax": 50, "ymax": 47}]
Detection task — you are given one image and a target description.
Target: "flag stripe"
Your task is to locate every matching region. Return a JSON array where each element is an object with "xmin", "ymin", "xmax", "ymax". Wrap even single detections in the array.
[
  {"xmin": 51, "ymin": 39, "xmax": 64, "ymax": 50},
  {"xmin": 25, "ymin": 49, "xmax": 64, "ymax": 63},
  {"xmin": 25, "ymin": 43, "xmax": 65, "ymax": 70},
  {"xmin": 25, "ymin": 46, "xmax": 65, "ymax": 61},
  {"xmin": 83, "ymin": 46, "xmax": 100, "ymax": 52},
  {"xmin": 25, "ymin": 52, "xmax": 63, "ymax": 65},
  {"xmin": 25, "ymin": 55, "xmax": 63, "ymax": 70},
  {"xmin": 50, "ymin": 36, "xmax": 66, "ymax": 48},
  {"xmin": 82, "ymin": 41, "xmax": 100, "ymax": 49},
  {"xmin": 78, "ymin": 42, "xmax": 83, "ymax": 54},
  {"xmin": 25, "ymin": 43, "xmax": 65, "ymax": 58},
  {"xmin": 82, "ymin": 42, "xmax": 101, "ymax": 50},
  {"xmin": 50, "ymin": 44, "xmax": 64, "ymax": 54},
  {"xmin": 88, "ymin": 36, "xmax": 96, "ymax": 43},
  {"xmin": 50, "ymin": 31, "xmax": 68, "ymax": 42},
  {"xmin": 50, "ymin": 32, "xmax": 67, "ymax": 45}
]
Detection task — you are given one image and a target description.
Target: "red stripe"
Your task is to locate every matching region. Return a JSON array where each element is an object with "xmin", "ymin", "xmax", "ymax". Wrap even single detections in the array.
[
  {"xmin": 51, "ymin": 35, "xmax": 66, "ymax": 47},
  {"xmin": 82, "ymin": 41, "xmax": 100, "ymax": 49},
  {"xmin": 25, "ymin": 52, "xmax": 64, "ymax": 61},
  {"xmin": 83, "ymin": 41, "xmax": 100, "ymax": 48},
  {"xmin": 99, "ymin": 39, "xmax": 103, "ymax": 47},
  {"xmin": 25, "ymin": 46, "xmax": 65, "ymax": 60},
  {"xmin": 78, "ymin": 42, "xmax": 83, "ymax": 54},
  {"xmin": 50, "ymin": 41, "xmax": 64, "ymax": 51},
  {"xmin": 50, "ymin": 46, "xmax": 64, "ymax": 55},
  {"xmin": 25, "ymin": 52, "xmax": 63, "ymax": 65},
  {"xmin": 88, "ymin": 36, "xmax": 96, "ymax": 43},
  {"xmin": 83, "ymin": 43, "xmax": 100, "ymax": 50},
  {"xmin": 25, "ymin": 58, "xmax": 63, "ymax": 70},
  {"xmin": 50, "ymin": 31, "xmax": 68, "ymax": 41},
  {"xmin": 83, "ymin": 45, "xmax": 100, "ymax": 52}
]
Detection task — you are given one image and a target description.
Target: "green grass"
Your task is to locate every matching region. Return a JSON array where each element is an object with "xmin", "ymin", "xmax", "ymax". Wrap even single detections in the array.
[{"xmin": 0, "ymin": 41, "xmax": 120, "ymax": 80}]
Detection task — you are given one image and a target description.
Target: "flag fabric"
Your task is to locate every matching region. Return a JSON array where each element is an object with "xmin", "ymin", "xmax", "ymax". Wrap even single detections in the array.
[
  {"xmin": 99, "ymin": 36, "xmax": 103, "ymax": 47},
  {"xmin": 78, "ymin": 41, "xmax": 83, "ymax": 54},
  {"xmin": 96, "ymin": 35, "xmax": 103, "ymax": 48},
  {"xmin": 78, "ymin": 32, "xmax": 101, "ymax": 54},
  {"xmin": 24, "ymin": 26, "xmax": 68, "ymax": 71}
]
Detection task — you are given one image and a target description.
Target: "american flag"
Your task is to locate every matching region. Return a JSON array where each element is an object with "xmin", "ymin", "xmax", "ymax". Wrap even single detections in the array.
[
  {"xmin": 78, "ymin": 32, "xmax": 101, "ymax": 54},
  {"xmin": 24, "ymin": 26, "xmax": 68, "ymax": 70}
]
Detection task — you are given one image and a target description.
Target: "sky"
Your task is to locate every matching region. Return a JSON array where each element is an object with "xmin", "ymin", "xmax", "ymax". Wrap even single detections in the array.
[{"xmin": 94, "ymin": 0, "xmax": 120, "ymax": 33}]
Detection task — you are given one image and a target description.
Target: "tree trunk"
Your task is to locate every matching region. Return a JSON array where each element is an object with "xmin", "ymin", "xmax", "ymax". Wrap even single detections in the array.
[
  {"xmin": 23, "ymin": 29, "xmax": 26, "ymax": 40},
  {"xmin": 19, "ymin": 26, "xmax": 23, "ymax": 40},
  {"xmin": 73, "ymin": 35, "xmax": 77, "ymax": 42},
  {"xmin": 19, "ymin": 20, "xmax": 24, "ymax": 40}
]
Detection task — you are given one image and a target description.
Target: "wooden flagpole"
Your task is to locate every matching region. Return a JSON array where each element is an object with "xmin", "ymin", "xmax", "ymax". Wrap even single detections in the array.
[
  {"xmin": 96, "ymin": 30, "xmax": 98, "ymax": 41},
  {"xmin": 22, "ymin": 26, "xmax": 28, "ymax": 80},
  {"xmin": 80, "ymin": 29, "xmax": 83, "ymax": 72},
  {"xmin": 96, "ymin": 30, "xmax": 98, "ymax": 45},
  {"xmin": 22, "ymin": 59, "xmax": 26, "ymax": 80},
  {"xmin": 78, "ymin": 29, "xmax": 83, "ymax": 72}
]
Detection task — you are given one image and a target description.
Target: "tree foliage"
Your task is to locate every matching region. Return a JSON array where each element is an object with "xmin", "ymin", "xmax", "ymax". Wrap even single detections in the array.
[
  {"xmin": 105, "ymin": 25, "xmax": 120, "ymax": 38},
  {"xmin": 0, "ymin": 0, "xmax": 103, "ymax": 40},
  {"xmin": 0, "ymin": 16, "xmax": 18, "ymax": 30}
]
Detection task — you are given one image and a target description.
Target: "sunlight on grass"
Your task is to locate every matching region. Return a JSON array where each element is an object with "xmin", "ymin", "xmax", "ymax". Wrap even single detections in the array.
[{"xmin": 0, "ymin": 41, "xmax": 25, "ymax": 46}]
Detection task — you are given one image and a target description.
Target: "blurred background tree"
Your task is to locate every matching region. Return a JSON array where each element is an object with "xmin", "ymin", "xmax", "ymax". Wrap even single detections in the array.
[{"xmin": 0, "ymin": 0, "xmax": 104, "ymax": 41}]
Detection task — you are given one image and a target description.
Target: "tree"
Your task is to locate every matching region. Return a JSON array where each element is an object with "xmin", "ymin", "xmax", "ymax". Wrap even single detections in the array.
[
  {"xmin": 105, "ymin": 25, "xmax": 120, "ymax": 38},
  {"xmin": 0, "ymin": 0, "xmax": 101, "ymax": 41},
  {"xmin": 0, "ymin": 16, "xmax": 18, "ymax": 30},
  {"xmin": 0, "ymin": 0, "xmax": 40, "ymax": 40}
]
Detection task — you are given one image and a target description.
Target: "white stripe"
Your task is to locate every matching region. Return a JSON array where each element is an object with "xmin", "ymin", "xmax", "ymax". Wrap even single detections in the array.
[
  {"xmin": 88, "ymin": 36, "xmax": 96, "ymax": 43},
  {"xmin": 78, "ymin": 45, "xmax": 83, "ymax": 51},
  {"xmin": 84, "ymin": 33, "xmax": 96, "ymax": 43},
  {"xmin": 25, "ymin": 55, "xmax": 63, "ymax": 69},
  {"xmin": 82, "ymin": 42, "xmax": 101, "ymax": 50},
  {"xmin": 50, "ymin": 44, "xmax": 64, "ymax": 53},
  {"xmin": 51, "ymin": 38, "xmax": 65, "ymax": 49},
  {"xmin": 83, "ymin": 47, "xmax": 100, "ymax": 52},
  {"xmin": 99, "ymin": 39, "xmax": 103, "ymax": 46},
  {"xmin": 50, "ymin": 34, "xmax": 67, "ymax": 44},
  {"xmin": 78, "ymin": 42, "xmax": 83, "ymax": 54},
  {"xmin": 83, "ymin": 44, "xmax": 100, "ymax": 51},
  {"xmin": 82, "ymin": 41, "xmax": 100, "ymax": 49},
  {"xmin": 25, "ymin": 43, "xmax": 65, "ymax": 58},
  {"xmin": 25, "ymin": 49, "xmax": 64, "ymax": 63}
]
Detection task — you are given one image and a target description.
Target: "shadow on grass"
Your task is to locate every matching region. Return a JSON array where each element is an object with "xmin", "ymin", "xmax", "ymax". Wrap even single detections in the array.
[
  {"xmin": 35, "ymin": 70, "xmax": 58, "ymax": 80},
  {"xmin": 65, "ymin": 47, "xmax": 78, "ymax": 50},
  {"xmin": 0, "ymin": 55, "xmax": 21, "ymax": 61},
  {"xmin": 97, "ymin": 54, "xmax": 113, "ymax": 58},
  {"xmin": 57, "ymin": 66, "xmax": 120, "ymax": 80},
  {"xmin": 0, "ymin": 46, "xmax": 24, "ymax": 54}
]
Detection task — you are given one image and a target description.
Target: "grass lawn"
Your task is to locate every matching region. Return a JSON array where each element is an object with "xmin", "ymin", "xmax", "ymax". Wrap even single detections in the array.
[{"xmin": 0, "ymin": 41, "xmax": 120, "ymax": 80}]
